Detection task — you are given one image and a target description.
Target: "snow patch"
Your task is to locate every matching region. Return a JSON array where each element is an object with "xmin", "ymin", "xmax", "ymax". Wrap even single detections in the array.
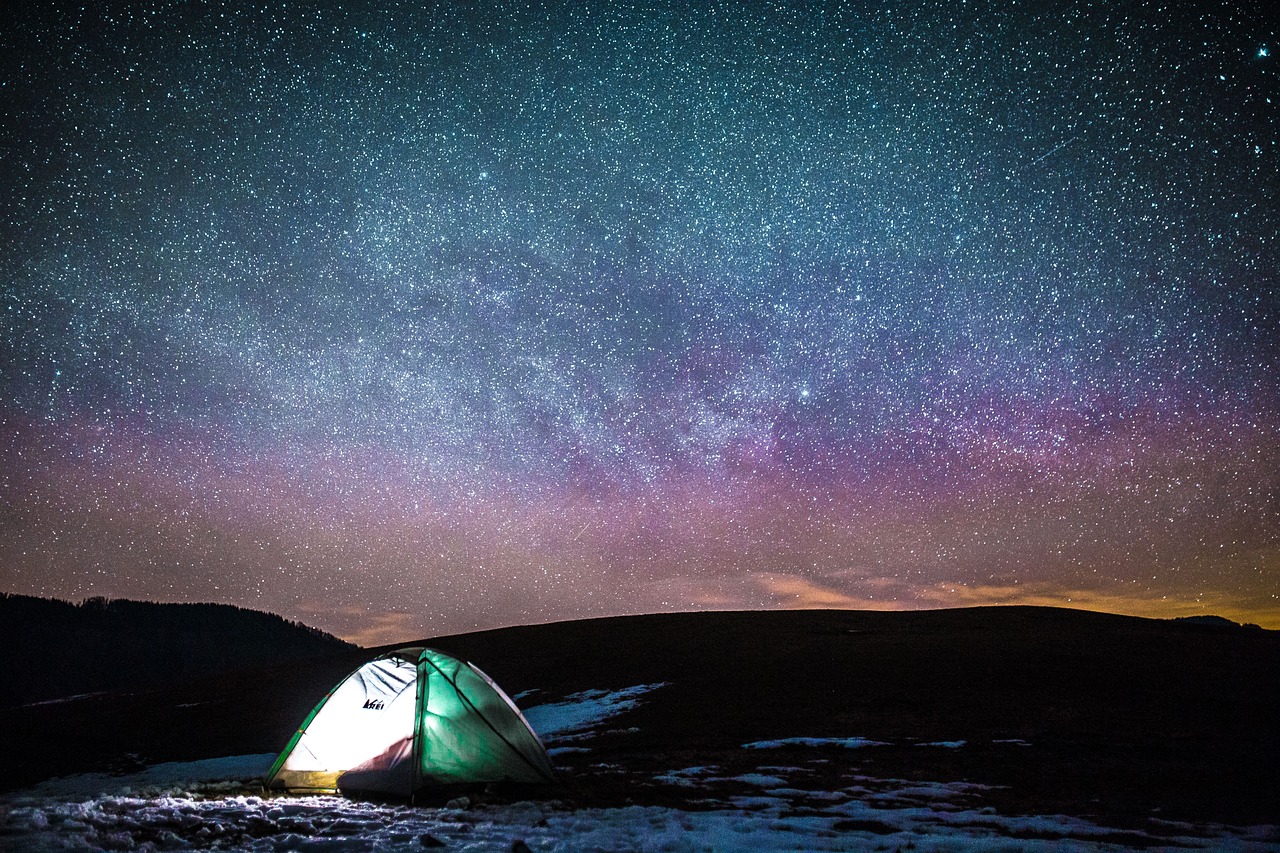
[
  {"xmin": 17, "ymin": 691, "xmax": 112, "ymax": 708},
  {"xmin": 10, "ymin": 754, "xmax": 276, "ymax": 800},
  {"xmin": 743, "ymin": 736, "xmax": 890, "ymax": 749},
  {"xmin": 522, "ymin": 682, "xmax": 668, "ymax": 743},
  {"xmin": 653, "ymin": 766, "xmax": 719, "ymax": 787},
  {"xmin": 3, "ymin": 753, "xmax": 1274, "ymax": 852},
  {"xmin": 725, "ymin": 773, "xmax": 790, "ymax": 787}
]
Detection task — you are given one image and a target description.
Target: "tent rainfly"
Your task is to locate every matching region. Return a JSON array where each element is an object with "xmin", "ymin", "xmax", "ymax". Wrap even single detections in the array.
[{"xmin": 264, "ymin": 646, "xmax": 556, "ymax": 798}]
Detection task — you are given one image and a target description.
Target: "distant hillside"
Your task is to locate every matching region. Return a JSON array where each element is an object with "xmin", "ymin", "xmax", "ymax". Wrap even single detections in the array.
[
  {"xmin": 0, "ymin": 594, "xmax": 356, "ymax": 709},
  {"xmin": 2, "ymin": 605, "xmax": 1275, "ymax": 823}
]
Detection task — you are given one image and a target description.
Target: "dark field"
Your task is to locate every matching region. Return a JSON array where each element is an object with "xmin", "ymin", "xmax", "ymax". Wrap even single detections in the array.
[{"xmin": 3, "ymin": 606, "xmax": 1277, "ymax": 827}]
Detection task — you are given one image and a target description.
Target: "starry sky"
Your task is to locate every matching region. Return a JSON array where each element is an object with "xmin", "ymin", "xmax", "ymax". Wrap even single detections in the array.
[{"xmin": 2, "ymin": 0, "xmax": 1277, "ymax": 644}]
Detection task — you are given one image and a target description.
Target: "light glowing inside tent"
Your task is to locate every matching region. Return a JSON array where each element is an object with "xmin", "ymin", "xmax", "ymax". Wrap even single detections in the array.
[{"xmin": 280, "ymin": 655, "xmax": 417, "ymax": 784}]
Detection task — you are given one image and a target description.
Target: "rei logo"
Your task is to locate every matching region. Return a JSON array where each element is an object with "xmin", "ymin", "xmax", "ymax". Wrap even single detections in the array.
[{"xmin": 362, "ymin": 699, "xmax": 385, "ymax": 710}]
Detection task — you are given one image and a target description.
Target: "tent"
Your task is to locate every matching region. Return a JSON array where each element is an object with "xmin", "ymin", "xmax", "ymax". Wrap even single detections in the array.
[{"xmin": 264, "ymin": 646, "xmax": 556, "ymax": 798}]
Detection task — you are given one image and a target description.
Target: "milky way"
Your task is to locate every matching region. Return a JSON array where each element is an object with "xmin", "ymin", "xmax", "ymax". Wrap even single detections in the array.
[{"xmin": 2, "ymin": 0, "xmax": 1277, "ymax": 642}]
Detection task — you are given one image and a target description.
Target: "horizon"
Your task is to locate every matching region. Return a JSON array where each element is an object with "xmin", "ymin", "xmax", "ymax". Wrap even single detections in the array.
[
  {"xmin": 5, "ymin": 590, "xmax": 1274, "ymax": 648},
  {"xmin": 3, "ymin": 1, "xmax": 1276, "ymax": 646}
]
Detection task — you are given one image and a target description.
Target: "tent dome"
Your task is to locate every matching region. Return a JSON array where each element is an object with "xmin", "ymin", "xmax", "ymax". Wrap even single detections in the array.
[{"xmin": 264, "ymin": 647, "xmax": 555, "ymax": 798}]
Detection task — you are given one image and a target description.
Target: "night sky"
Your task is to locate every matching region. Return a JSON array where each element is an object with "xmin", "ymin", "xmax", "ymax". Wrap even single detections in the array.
[{"xmin": 3, "ymin": 0, "xmax": 1277, "ymax": 644}]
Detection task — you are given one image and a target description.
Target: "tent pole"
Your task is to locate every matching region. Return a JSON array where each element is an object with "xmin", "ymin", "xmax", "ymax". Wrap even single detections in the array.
[{"xmin": 410, "ymin": 650, "xmax": 428, "ymax": 804}]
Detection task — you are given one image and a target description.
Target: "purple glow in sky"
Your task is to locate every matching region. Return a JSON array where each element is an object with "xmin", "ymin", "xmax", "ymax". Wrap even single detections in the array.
[{"xmin": 2, "ymin": 0, "xmax": 1277, "ymax": 643}]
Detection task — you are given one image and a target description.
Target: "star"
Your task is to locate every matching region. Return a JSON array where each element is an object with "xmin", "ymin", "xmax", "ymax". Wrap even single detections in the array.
[{"xmin": 0, "ymin": 0, "xmax": 1275, "ymax": 642}]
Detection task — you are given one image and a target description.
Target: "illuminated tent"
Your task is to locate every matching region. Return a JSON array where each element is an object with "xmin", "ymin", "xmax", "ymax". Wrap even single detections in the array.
[{"xmin": 264, "ymin": 647, "xmax": 556, "ymax": 798}]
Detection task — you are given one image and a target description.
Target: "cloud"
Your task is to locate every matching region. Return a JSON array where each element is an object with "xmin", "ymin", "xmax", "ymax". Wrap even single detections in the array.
[
  {"xmin": 744, "ymin": 572, "xmax": 1279, "ymax": 629},
  {"xmin": 909, "ymin": 581, "xmax": 1278, "ymax": 627},
  {"xmin": 333, "ymin": 611, "xmax": 425, "ymax": 647},
  {"xmin": 752, "ymin": 573, "xmax": 906, "ymax": 611}
]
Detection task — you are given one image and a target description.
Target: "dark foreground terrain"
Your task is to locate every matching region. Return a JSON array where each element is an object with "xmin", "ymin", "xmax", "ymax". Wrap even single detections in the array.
[{"xmin": 2, "ymin": 605, "xmax": 1277, "ymax": 828}]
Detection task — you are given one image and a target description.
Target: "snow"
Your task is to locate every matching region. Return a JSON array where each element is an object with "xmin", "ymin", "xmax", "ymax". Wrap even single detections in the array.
[
  {"xmin": 13, "ymin": 754, "xmax": 278, "ymax": 800},
  {"xmin": 17, "ymin": 691, "xmax": 112, "ymax": 708},
  {"xmin": 724, "ymin": 773, "xmax": 790, "ymax": 787},
  {"xmin": 522, "ymin": 682, "xmax": 668, "ymax": 743},
  {"xmin": 3, "ymin": 686, "xmax": 1273, "ymax": 853},
  {"xmin": 652, "ymin": 766, "xmax": 717, "ymax": 785},
  {"xmin": 743, "ymin": 736, "xmax": 890, "ymax": 749},
  {"xmin": 744, "ymin": 737, "xmax": 968, "ymax": 750},
  {"xmin": 3, "ymin": 753, "xmax": 1275, "ymax": 851}
]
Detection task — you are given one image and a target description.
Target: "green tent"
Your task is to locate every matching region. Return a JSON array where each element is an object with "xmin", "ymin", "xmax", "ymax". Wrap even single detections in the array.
[{"xmin": 264, "ymin": 647, "xmax": 556, "ymax": 798}]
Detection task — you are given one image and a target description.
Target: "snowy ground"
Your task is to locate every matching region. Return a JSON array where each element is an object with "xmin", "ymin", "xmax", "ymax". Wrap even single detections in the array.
[
  {"xmin": 3, "ymin": 684, "xmax": 1276, "ymax": 852},
  {"xmin": 520, "ymin": 682, "xmax": 668, "ymax": 757}
]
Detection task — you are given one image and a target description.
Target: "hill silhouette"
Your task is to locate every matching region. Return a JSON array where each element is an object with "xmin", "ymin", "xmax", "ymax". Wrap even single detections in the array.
[{"xmin": 0, "ymin": 594, "xmax": 355, "ymax": 710}]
